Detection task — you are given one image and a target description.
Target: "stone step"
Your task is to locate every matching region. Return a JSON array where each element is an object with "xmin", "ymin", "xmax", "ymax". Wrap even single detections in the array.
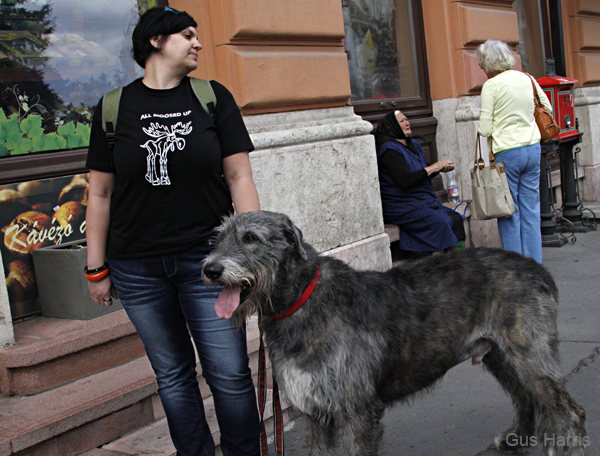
[
  {"xmin": 0, "ymin": 356, "xmax": 157, "ymax": 456},
  {"xmin": 0, "ymin": 310, "xmax": 144, "ymax": 397},
  {"xmin": 86, "ymin": 384, "xmax": 296, "ymax": 456},
  {"xmin": 0, "ymin": 316, "xmax": 271, "ymax": 456}
]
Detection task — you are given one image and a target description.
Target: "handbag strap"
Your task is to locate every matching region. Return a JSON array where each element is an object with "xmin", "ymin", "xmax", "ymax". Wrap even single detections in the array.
[
  {"xmin": 523, "ymin": 72, "xmax": 543, "ymax": 108},
  {"xmin": 474, "ymin": 133, "xmax": 497, "ymax": 172}
]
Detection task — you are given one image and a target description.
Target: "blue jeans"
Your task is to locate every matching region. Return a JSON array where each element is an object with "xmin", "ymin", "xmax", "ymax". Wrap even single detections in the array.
[
  {"xmin": 109, "ymin": 242, "xmax": 260, "ymax": 456},
  {"xmin": 496, "ymin": 143, "xmax": 542, "ymax": 263}
]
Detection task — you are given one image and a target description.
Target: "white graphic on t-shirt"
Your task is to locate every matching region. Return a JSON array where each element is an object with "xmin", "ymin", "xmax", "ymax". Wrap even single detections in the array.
[{"xmin": 140, "ymin": 121, "xmax": 192, "ymax": 186}]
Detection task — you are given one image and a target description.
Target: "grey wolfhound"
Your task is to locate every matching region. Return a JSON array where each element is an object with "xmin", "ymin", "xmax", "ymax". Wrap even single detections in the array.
[{"xmin": 202, "ymin": 211, "xmax": 587, "ymax": 456}]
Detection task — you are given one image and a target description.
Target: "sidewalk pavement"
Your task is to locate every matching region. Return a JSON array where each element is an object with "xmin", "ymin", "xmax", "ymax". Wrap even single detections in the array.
[{"xmin": 272, "ymin": 205, "xmax": 600, "ymax": 456}]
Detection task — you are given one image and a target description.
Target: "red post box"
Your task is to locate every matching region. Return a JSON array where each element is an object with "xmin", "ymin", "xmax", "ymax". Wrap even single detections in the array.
[{"xmin": 536, "ymin": 75, "xmax": 580, "ymax": 142}]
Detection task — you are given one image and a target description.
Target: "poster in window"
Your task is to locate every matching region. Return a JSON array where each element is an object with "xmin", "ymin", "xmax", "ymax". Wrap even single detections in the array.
[{"xmin": 1, "ymin": 174, "xmax": 89, "ymax": 318}]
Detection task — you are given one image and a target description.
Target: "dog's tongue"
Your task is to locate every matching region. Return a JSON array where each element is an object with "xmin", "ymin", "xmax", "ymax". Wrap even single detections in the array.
[{"xmin": 215, "ymin": 285, "xmax": 241, "ymax": 319}]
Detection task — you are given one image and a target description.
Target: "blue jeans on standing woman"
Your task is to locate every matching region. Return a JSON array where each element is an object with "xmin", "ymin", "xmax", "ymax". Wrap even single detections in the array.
[
  {"xmin": 496, "ymin": 143, "xmax": 542, "ymax": 263},
  {"xmin": 109, "ymin": 242, "xmax": 260, "ymax": 456}
]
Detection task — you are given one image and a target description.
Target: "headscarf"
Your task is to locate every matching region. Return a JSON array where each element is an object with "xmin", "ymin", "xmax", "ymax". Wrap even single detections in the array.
[
  {"xmin": 375, "ymin": 110, "xmax": 406, "ymax": 153},
  {"xmin": 374, "ymin": 110, "xmax": 425, "ymax": 154}
]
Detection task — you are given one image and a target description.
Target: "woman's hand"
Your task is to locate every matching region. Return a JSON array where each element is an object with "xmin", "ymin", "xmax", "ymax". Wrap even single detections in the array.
[
  {"xmin": 426, "ymin": 160, "xmax": 454, "ymax": 175},
  {"xmin": 88, "ymin": 276, "xmax": 118, "ymax": 307},
  {"xmin": 438, "ymin": 160, "xmax": 455, "ymax": 173}
]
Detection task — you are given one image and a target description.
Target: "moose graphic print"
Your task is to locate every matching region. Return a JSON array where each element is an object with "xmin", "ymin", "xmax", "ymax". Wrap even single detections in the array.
[
  {"xmin": 141, "ymin": 121, "xmax": 193, "ymax": 186},
  {"xmin": 85, "ymin": 78, "xmax": 255, "ymax": 258}
]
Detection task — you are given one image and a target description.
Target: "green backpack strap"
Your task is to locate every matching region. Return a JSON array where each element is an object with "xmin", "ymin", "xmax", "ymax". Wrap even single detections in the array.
[
  {"xmin": 101, "ymin": 86, "xmax": 123, "ymax": 170},
  {"xmin": 98, "ymin": 79, "xmax": 216, "ymax": 168},
  {"xmin": 101, "ymin": 86, "xmax": 123, "ymax": 134},
  {"xmin": 189, "ymin": 77, "xmax": 217, "ymax": 119}
]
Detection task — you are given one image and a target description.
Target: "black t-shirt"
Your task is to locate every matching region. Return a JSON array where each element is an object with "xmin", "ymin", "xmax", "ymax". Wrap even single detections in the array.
[{"xmin": 86, "ymin": 77, "xmax": 254, "ymax": 258}]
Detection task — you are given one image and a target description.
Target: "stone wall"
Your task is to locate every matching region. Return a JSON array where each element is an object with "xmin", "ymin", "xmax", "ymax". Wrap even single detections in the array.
[
  {"xmin": 433, "ymin": 96, "xmax": 502, "ymax": 248},
  {"xmin": 245, "ymin": 106, "xmax": 391, "ymax": 271},
  {"xmin": 577, "ymin": 86, "xmax": 600, "ymax": 201}
]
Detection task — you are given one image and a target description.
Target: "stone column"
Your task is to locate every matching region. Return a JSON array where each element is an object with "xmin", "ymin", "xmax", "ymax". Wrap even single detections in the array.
[
  {"xmin": 433, "ymin": 96, "xmax": 502, "ymax": 248},
  {"xmin": 245, "ymin": 107, "xmax": 391, "ymax": 272},
  {"xmin": 576, "ymin": 87, "xmax": 600, "ymax": 201}
]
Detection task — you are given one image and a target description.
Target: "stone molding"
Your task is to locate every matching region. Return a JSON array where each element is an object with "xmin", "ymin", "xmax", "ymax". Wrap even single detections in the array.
[
  {"xmin": 575, "ymin": 86, "xmax": 600, "ymax": 107},
  {"xmin": 323, "ymin": 233, "xmax": 392, "ymax": 272},
  {"xmin": 245, "ymin": 107, "xmax": 373, "ymax": 149}
]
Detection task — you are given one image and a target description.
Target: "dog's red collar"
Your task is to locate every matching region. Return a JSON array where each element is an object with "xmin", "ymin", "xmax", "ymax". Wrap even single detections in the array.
[{"xmin": 270, "ymin": 265, "xmax": 320, "ymax": 320}]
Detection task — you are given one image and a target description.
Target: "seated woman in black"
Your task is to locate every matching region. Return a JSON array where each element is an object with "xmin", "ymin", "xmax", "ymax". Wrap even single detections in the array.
[{"xmin": 376, "ymin": 110, "xmax": 465, "ymax": 255}]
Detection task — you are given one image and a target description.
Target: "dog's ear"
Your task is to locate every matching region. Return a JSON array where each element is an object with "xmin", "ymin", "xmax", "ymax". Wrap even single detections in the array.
[
  {"xmin": 291, "ymin": 225, "xmax": 308, "ymax": 260},
  {"xmin": 282, "ymin": 216, "xmax": 307, "ymax": 260}
]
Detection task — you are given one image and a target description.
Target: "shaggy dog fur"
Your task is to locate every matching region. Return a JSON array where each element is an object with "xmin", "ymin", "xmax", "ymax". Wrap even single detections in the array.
[{"xmin": 202, "ymin": 211, "xmax": 586, "ymax": 456}]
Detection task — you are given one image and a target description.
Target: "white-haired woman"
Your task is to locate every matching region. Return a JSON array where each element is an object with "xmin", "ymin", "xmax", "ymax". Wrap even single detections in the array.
[{"xmin": 477, "ymin": 39, "xmax": 552, "ymax": 263}]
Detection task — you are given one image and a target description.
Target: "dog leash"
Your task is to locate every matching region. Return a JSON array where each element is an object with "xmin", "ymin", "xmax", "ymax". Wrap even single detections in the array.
[{"xmin": 258, "ymin": 317, "xmax": 284, "ymax": 456}]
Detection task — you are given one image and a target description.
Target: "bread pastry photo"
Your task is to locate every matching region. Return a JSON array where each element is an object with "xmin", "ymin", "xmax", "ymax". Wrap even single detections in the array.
[
  {"xmin": 17, "ymin": 179, "xmax": 62, "ymax": 197},
  {"xmin": 58, "ymin": 177, "xmax": 89, "ymax": 206},
  {"xmin": 53, "ymin": 201, "xmax": 86, "ymax": 231},
  {"xmin": 5, "ymin": 259, "xmax": 38, "ymax": 303},
  {"xmin": 0, "ymin": 189, "xmax": 30, "ymax": 228},
  {"xmin": 2, "ymin": 211, "xmax": 54, "ymax": 256}
]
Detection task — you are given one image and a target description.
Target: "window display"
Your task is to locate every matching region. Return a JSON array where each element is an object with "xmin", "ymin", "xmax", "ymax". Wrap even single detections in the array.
[
  {"xmin": 0, "ymin": 0, "xmax": 154, "ymax": 319},
  {"xmin": 0, "ymin": 0, "xmax": 151, "ymax": 158},
  {"xmin": 513, "ymin": 0, "xmax": 546, "ymax": 78},
  {"xmin": 342, "ymin": 0, "xmax": 420, "ymax": 103}
]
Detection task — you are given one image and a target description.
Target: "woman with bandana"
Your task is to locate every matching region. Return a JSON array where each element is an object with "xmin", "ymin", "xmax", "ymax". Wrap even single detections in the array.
[{"xmin": 375, "ymin": 110, "xmax": 465, "ymax": 256}]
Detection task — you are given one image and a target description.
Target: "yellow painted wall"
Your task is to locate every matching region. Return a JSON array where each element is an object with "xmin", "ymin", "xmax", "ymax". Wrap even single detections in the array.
[
  {"xmin": 171, "ymin": 0, "xmax": 351, "ymax": 114},
  {"xmin": 565, "ymin": 0, "xmax": 600, "ymax": 86},
  {"xmin": 422, "ymin": 0, "xmax": 520, "ymax": 100},
  {"xmin": 171, "ymin": 0, "xmax": 600, "ymax": 108}
]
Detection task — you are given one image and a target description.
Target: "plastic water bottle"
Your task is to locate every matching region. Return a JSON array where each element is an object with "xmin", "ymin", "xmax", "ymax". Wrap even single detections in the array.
[{"xmin": 446, "ymin": 169, "xmax": 460, "ymax": 203}]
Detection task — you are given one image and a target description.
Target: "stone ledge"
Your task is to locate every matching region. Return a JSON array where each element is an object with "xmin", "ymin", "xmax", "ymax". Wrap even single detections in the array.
[{"xmin": 322, "ymin": 234, "xmax": 392, "ymax": 272}]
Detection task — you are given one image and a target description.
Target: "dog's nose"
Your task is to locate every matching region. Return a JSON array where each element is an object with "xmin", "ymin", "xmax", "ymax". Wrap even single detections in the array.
[{"xmin": 203, "ymin": 263, "xmax": 224, "ymax": 280}]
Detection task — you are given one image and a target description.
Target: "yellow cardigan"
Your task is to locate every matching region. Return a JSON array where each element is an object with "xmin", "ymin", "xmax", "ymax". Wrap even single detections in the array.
[{"xmin": 478, "ymin": 70, "xmax": 553, "ymax": 154}]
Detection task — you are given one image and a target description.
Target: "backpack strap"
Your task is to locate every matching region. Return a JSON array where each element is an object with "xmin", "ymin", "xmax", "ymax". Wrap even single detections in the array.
[
  {"xmin": 99, "ymin": 79, "xmax": 216, "ymax": 169},
  {"xmin": 101, "ymin": 86, "xmax": 123, "ymax": 170},
  {"xmin": 189, "ymin": 77, "xmax": 217, "ymax": 119}
]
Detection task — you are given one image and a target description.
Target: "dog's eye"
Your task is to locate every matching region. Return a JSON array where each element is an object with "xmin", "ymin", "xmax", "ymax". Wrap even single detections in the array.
[{"xmin": 245, "ymin": 234, "xmax": 257, "ymax": 243}]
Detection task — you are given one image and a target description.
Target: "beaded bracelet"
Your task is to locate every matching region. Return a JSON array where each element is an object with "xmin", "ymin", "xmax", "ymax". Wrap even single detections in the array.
[{"xmin": 84, "ymin": 262, "xmax": 109, "ymax": 282}]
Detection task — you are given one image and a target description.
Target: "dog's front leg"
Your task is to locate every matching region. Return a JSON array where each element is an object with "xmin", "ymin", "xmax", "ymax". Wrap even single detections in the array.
[
  {"xmin": 304, "ymin": 414, "xmax": 338, "ymax": 456},
  {"xmin": 344, "ymin": 409, "xmax": 383, "ymax": 456}
]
